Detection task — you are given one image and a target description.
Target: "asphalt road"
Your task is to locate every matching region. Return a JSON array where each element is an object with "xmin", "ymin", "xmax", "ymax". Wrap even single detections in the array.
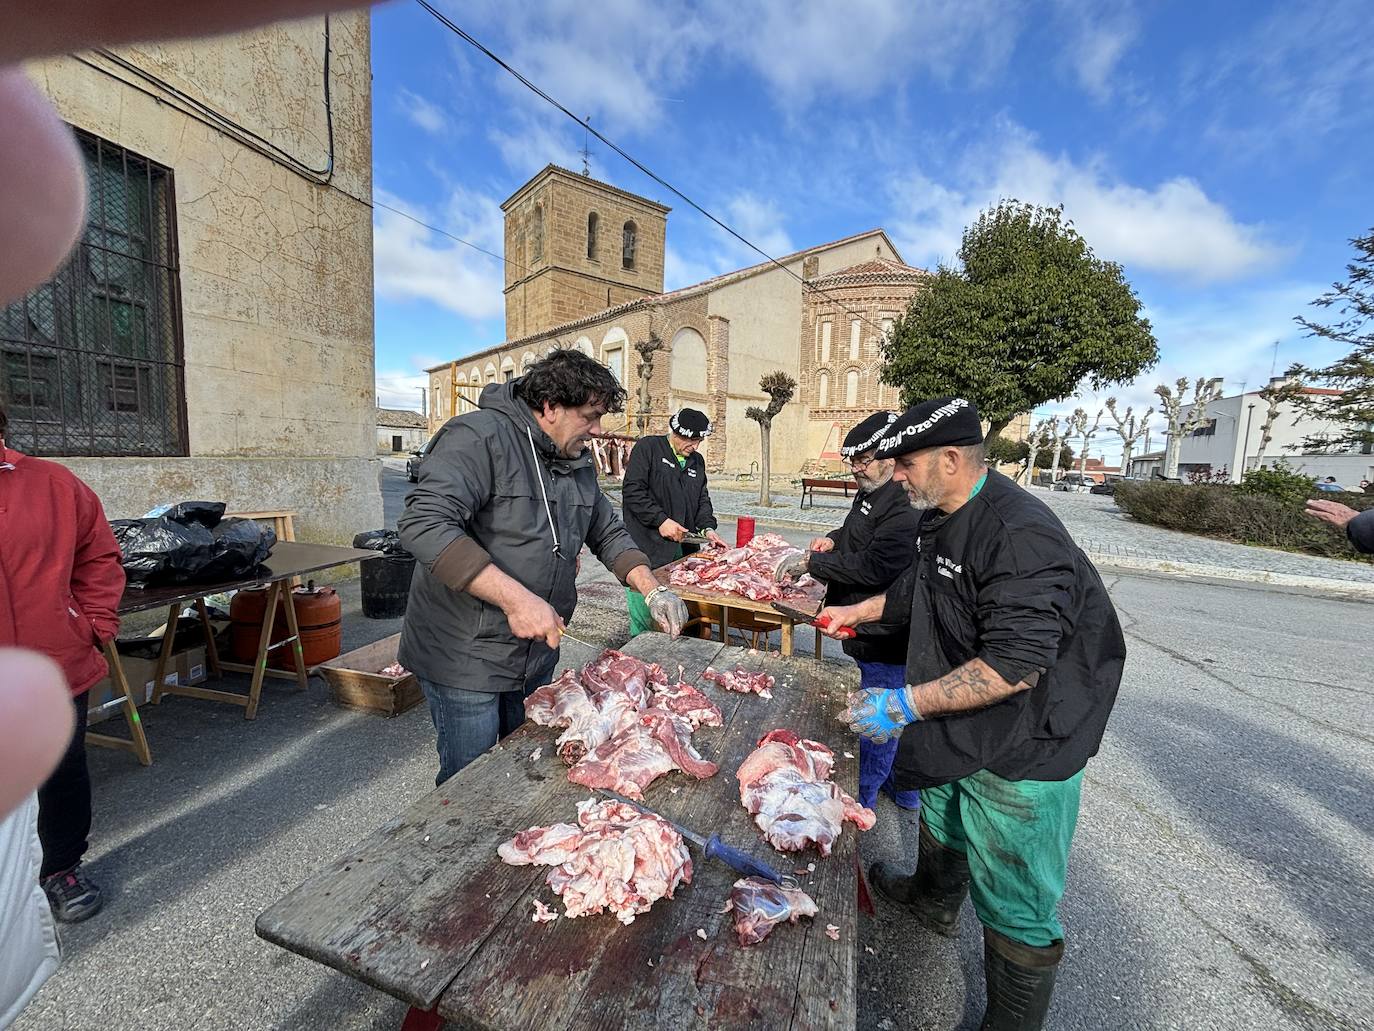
[{"xmin": 16, "ymin": 468, "xmax": 1371, "ymax": 1030}]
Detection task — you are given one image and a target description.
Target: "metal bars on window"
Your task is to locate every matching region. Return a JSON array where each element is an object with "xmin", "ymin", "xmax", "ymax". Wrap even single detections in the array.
[{"xmin": 0, "ymin": 129, "xmax": 187, "ymax": 456}]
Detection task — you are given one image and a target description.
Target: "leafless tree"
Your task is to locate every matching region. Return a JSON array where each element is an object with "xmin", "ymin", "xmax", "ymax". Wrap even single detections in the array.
[
  {"xmin": 746, "ymin": 371, "xmax": 797, "ymax": 506},
  {"xmin": 632, "ymin": 331, "xmax": 666, "ymax": 434},
  {"xmin": 1022, "ymin": 417, "xmax": 1053, "ymax": 485},
  {"xmin": 1105, "ymin": 397, "xmax": 1153, "ymax": 475},
  {"xmin": 1253, "ymin": 377, "xmax": 1302, "ymax": 468},
  {"xmin": 1047, "ymin": 416, "xmax": 1069, "ymax": 482},
  {"xmin": 1154, "ymin": 376, "xmax": 1224, "ymax": 479}
]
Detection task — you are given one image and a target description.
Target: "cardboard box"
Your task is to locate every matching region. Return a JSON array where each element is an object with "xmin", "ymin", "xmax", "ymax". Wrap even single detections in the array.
[{"xmin": 87, "ymin": 645, "xmax": 208, "ymax": 724}]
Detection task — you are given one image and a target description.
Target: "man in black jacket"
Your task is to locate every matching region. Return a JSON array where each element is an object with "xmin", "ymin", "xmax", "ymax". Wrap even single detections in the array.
[
  {"xmin": 818, "ymin": 396, "xmax": 1126, "ymax": 1031},
  {"xmin": 620, "ymin": 408, "xmax": 726, "ymax": 636},
  {"xmin": 770, "ymin": 412, "xmax": 920, "ymax": 809},
  {"xmin": 398, "ymin": 351, "xmax": 688, "ymax": 784}
]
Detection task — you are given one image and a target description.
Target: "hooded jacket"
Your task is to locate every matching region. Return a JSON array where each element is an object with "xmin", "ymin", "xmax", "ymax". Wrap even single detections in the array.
[
  {"xmin": 397, "ymin": 382, "xmax": 648, "ymax": 690},
  {"xmin": 621, "ymin": 434, "xmax": 718, "ymax": 569},
  {"xmin": 881, "ymin": 470, "xmax": 1126, "ymax": 788},
  {"xmin": 806, "ymin": 476, "xmax": 917, "ymax": 664},
  {"xmin": 0, "ymin": 447, "xmax": 124, "ymax": 696}
]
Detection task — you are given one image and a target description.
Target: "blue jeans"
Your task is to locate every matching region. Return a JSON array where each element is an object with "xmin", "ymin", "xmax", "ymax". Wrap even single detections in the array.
[
  {"xmin": 419, "ymin": 663, "xmax": 554, "ymax": 785},
  {"xmin": 855, "ymin": 659, "xmax": 921, "ymax": 811}
]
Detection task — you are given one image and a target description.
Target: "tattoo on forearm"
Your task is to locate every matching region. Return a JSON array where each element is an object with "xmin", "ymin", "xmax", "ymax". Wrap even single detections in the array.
[{"xmin": 914, "ymin": 660, "xmax": 1027, "ymax": 716}]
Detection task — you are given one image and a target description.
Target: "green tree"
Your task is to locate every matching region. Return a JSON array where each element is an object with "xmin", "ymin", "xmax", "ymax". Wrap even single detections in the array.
[
  {"xmin": 1287, "ymin": 226, "xmax": 1374, "ymax": 452},
  {"xmin": 746, "ymin": 371, "xmax": 796, "ymax": 506},
  {"xmin": 881, "ymin": 201, "xmax": 1159, "ymax": 442}
]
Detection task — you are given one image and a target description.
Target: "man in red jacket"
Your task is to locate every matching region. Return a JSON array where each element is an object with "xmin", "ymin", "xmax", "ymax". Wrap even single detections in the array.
[{"xmin": 0, "ymin": 405, "xmax": 125, "ymax": 921}]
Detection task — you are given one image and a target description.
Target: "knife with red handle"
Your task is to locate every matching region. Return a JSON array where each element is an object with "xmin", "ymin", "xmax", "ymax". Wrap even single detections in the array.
[{"xmin": 770, "ymin": 601, "xmax": 857, "ymax": 639}]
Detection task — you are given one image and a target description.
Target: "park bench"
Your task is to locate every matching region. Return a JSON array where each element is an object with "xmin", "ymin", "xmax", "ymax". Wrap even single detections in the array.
[{"xmin": 800, "ymin": 477, "xmax": 857, "ymax": 509}]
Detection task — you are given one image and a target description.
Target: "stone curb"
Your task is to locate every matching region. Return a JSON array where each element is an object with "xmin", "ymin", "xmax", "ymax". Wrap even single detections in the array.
[{"xmin": 1085, "ymin": 551, "xmax": 1374, "ymax": 600}]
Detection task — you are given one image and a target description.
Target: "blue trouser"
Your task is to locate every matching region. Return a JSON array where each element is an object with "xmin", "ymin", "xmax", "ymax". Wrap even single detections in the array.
[
  {"xmin": 419, "ymin": 661, "xmax": 555, "ymax": 785},
  {"xmin": 855, "ymin": 660, "xmax": 921, "ymax": 810}
]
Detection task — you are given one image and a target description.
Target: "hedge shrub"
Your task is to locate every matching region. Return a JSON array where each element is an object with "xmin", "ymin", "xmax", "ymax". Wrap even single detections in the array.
[{"xmin": 1112, "ymin": 481, "xmax": 1374, "ymax": 561}]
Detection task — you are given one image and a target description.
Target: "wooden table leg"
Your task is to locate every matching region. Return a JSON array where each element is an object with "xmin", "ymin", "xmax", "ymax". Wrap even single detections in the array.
[
  {"xmin": 86, "ymin": 640, "xmax": 152, "ymax": 765},
  {"xmin": 780, "ymin": 620, "xmax": 794, "ymax": 657},
  {"xmin": 245, "ymin": 581, "xmax": 282, "ymax": 720},
  {"xmin": 149, "ymin": 602, "xmax": 181, "ymax": 705},
  {"xmin": 721, "ymin": 605, "xmax": 729, "ymax": 647},
  {"xmin": 279, "ymin": 581, "xmax": 310, "ymax": 691},
  {"xmin": 196, "ymin": 597, "xmax": 222, "ymax": 678}
]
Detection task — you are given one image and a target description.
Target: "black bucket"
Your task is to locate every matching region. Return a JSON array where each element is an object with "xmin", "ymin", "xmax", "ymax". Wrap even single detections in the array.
[{"xmin": 359, "ymin": 555, "xmax": 415, "ymax": 619}]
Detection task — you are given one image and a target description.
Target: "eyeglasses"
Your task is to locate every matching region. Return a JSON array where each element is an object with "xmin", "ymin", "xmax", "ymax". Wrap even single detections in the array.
[{"xmin": 847, "ymin": 456, "xmax": 876, "ymax": 471}]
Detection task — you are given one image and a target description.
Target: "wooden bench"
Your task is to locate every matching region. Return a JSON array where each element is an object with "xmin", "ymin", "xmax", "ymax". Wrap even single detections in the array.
[{"xmin": 799, "ymin": 477, "xmax": 857, "ymax": 509}]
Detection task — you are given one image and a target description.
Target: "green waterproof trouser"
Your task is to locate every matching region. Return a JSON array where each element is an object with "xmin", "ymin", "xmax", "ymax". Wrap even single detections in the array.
[
  {"xmin": 626, "ymin": 587, "xmax": 657, "ymax": 637},
  {"xmin": 920, "ymin": 767, "xmax": 1084, "ymax": 947}
]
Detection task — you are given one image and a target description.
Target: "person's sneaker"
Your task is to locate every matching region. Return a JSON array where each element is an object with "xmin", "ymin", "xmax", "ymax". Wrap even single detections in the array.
[{"xmin": 41, "ymin": 865, "xmax": 103, "ymax": 923}]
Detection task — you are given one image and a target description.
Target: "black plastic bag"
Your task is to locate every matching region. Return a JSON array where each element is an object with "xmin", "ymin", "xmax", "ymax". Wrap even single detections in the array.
[
  {"xmin": 199, "ymin": 518, "xmax": 278, "ymax": 580},
  {"xmin": 163, "ymin": 501, "xmax": 227, "ymax": 528},
  {"xmin": 353, "ymin": 529, "xmax": 408, "ymax": 556},
  {"xmin": 112, "ymin": 518, "xmax": 217, "ymax": 587}
]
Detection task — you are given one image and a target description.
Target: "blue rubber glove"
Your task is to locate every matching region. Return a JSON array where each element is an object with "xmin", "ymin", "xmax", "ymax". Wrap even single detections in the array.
[{"xmin": 844, "ymin": 687, "xmax": 920, "ymax": 744}]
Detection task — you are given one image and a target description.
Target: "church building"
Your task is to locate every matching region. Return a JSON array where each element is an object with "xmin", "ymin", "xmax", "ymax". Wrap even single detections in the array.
[{"xmin": 426, "ymin": 165, "xmax": 1017, "ymax": 473}]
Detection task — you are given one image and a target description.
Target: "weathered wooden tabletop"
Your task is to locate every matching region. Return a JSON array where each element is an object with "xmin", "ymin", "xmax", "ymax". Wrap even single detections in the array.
[
  {"xmin": 651, "ymin": 563, "xmax": 827, "ymax": 621},
  {"xmin": 256, "ymin": 633, "xmax": 862, "ymax": 1030}
]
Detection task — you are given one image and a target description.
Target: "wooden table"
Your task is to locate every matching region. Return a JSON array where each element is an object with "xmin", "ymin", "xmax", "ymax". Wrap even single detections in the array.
[
  {"xmin": 653, "ymin": 564, "xmax": 827, "ymax": 658},
  {"xmin": 87, "ymin": 542, "xmax": 375, "ymax": 766},
  {"xmin": 257, "ymin": 633, "xmax": 862, "ymax": 1030}
]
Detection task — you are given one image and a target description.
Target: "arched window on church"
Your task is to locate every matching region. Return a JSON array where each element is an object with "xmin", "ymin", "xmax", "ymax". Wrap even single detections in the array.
[
  {"xmin": 531, "ymin": 203, "xmax": 544, "ymax": 263},
  {"xmin": 622, "ymin": 221, "xmax": 637, "ymax": 270},
  {"xmin": 818, "ymin": 371, "xmax": 830, "ymax": 407},
  {"xmin": 587, "ymin": 212, "xmax": 599, "ymax": 260},
  {"xmin": 845, "ymin": 369, "xmax": 859, "ymax": 407}
]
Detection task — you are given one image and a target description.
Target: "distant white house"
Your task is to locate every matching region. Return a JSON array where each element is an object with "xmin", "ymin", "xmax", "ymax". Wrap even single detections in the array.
[
  {"xmin": 1173, "ymin": 378, "xmax": 1372, "ymax": 485},
  {"xmin": 1127, "ymin": 450, "xmax": 1165, "ymax": 478},
  {"xmin": 376, "ymin": 408, "xmax": 429, "ymax": 453}
]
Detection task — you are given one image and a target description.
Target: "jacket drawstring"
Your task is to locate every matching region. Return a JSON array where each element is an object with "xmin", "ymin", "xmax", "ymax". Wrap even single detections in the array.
[{"xmin": 526, "ymin": 426, "xmax": 564, "ymax": 560}]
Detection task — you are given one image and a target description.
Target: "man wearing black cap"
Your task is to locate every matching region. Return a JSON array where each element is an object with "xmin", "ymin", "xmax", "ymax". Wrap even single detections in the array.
[
  {"xmin": 817, "ymin": 396, "xmax": 1126, "ymax": 1031},
  {"xmin": 621, "ymin": 408, "xmax": 727, "ymax": 636},
  {"xmin": 770, "ymin": 411, "xmax": 920, "ymax": 809}
]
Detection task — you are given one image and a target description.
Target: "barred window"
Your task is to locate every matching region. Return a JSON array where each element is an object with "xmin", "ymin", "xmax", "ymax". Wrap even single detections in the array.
[{"xmin": 0, "ymin": 130, "xmax": 186, "ymax": 457}]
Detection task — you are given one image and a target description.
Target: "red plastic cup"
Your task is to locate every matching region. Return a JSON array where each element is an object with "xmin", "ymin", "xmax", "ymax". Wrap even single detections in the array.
[{"xmin": 735, "ymin": 516, "xmax": 755, "ymax": 547}]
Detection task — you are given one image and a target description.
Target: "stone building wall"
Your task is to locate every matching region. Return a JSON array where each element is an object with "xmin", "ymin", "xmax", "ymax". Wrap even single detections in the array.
[{"xmin": 21, "ymin": 14, "xmax": 380, "ymax": 542}]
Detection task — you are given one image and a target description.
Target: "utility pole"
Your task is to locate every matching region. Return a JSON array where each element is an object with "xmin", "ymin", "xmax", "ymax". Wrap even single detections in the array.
[
  {"xmin": 419, "ymin": 387, "xmax": 427, "ymax": 418},
  {"xmin": 1242, "ymin": 403, "xmax": 1255, "ymax": 482}
]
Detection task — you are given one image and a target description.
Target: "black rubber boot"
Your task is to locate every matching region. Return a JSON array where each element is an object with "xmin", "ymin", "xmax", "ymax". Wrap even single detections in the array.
[
  {"xmin": 980, "ymin": 926, "xmax": 1064, "ymax": 1031},
  {"xmin": 868, "ymin": 820, "xmax": 971, "ymax": 936}
]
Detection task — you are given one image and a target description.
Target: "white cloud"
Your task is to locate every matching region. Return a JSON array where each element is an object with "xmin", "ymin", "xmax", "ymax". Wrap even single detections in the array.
[
  {"xmin": 397, "ymin": 88, "xmax": 450, "ymax": 135},
  {"xmin": 723, "ymin": 193, "xmax": 794, "ymax": 262},
  {"xmin": 1052, "ymin": 0, "xmax": 1138, "ymax": 100},
  {"xmin": 375, "ymin": 369, "xmax": 430, "ymax": 411},
  {"xmin": 888, "ymin": 123, "xmax": 1284, "ymax": 282},
  {"xmin": 372, "ymin": 187, "xmax": 505, "ymax": 320},
  {"xmin": 664, "ymin": 245, "xmax": 721, "ymax": 292}
]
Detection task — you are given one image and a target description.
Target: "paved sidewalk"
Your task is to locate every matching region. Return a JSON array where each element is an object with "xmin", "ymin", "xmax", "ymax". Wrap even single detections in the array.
[{"xmin": 697, "ymin": 485, "xmax": 1374, "ymax": 595}]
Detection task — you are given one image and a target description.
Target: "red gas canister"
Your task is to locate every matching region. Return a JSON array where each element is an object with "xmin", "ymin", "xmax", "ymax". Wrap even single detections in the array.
[{"xmin": 735, "ymin": 517, "xmax": 756, "ymax": 547}]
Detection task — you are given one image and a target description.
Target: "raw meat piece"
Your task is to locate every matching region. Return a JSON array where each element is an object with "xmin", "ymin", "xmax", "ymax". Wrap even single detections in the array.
[
  {"xmin": 525, "ymin": 654, "xmax": 665, "ymax": 764},
  {"xmin": 568, "ymin": 709, "xmax": 719, "ymax": 799},
  {"xmin": 580, "ymin": 649, "xmax": 668, "ymax": 706},
  {"xmin": 704, "ymin": 667, "xmax": 775, "ymax": 700},
  {"xmin": 531, "ymin": 899, "xmax": 559, "ymax": 923},
  {"xmin": 730, "ymin": 876, "xmax": 818, "ymax": 945},
  {"xmin": 668, "ymin": 533, "xmax": 824, "ymax": 605},
  {"xmin": 737, "ymin": 729, "xmax": 875, "ymax": 857},
  {"xmin": 650, "ymin": 677, "xmax": 724, "ymax": 729},
  {"xmin": 379, "ymin": 662, "xmax": 408, "ymax": 677},
  {"xmin": 498, "ymin": 798, "xmax": 692, "ymax": 923}
]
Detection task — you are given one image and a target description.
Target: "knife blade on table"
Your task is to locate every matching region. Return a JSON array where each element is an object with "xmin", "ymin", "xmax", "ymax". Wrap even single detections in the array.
[
  {"xmin": 769, "ymin": 600, "xmax": 856, "ymax": 639},
  {"xmin": 597, "ymin": 789, "xmax": 800, "ymax": 889}
]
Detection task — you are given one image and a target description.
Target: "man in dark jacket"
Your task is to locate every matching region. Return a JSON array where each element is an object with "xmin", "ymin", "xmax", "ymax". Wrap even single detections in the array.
[
  {"xmin": 620, "ymin": 408, "xmax": 726, "ymax": 636},
  {"xmin": 398, "ymin": 351, "xmax": 688, "ymax": 784},
  {"xmin": 770, "ymin": 411, "xmax": 920, "ymax": 809},
  {"xmin": 0, "ymin": 405, "xmax": 125, "ymax": 923},
  {"xmin": 818, "ymin": 397, "xmax": 1126, "ymax": 1031}
]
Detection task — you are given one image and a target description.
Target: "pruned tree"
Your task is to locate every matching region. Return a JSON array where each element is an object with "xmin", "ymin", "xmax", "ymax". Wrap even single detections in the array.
[
  {"xmin": 1073, "ymin": 407, "xmax": 1105, "ymax": 477},
  {"xmin": 632, "ymin": 330, "xmax": 667, "ymax": 433},
  {"xmin": 1047, "ymin": 416, "xmax": 1069, "ymax": 482},
  {"xmin": 1022, "ymin": 418, "xmax": 1053, "ymax": 484},
  {"xmin": 746, "ymin": 370, "xmax": 796, "ymax": 506},
  {"xmin": 1253, "ymin": 377, "xmax": 1302, "ymax": 467},
  {"xmin": 1155, "ymin": 377, "xmax": 1224, "ymax": 479},
  {"xmin": 1286, "ymin": 226, "xmax": 1374, "ymax": 452},
  {"xmin": 1105, "ymin": 398, "xmax": 1153, "ymax": 475},
  {"xmin": 880, "ymin": 200, "xmax": 1158, "ymax": 443}
]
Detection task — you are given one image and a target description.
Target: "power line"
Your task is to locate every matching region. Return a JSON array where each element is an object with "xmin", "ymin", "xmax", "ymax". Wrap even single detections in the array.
[{"xmin": 412, "ymin": 0, "xmax": 892, "ymax": 344}]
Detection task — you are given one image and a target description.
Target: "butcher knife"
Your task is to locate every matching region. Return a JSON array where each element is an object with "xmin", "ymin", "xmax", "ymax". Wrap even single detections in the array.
[
  {"xmin": 769, "ymin": 601, "xmax": 856, "ymax": 639},
  {"xmin": 597, "ymin": 790, "xmax": 800, "ymax": 889}
]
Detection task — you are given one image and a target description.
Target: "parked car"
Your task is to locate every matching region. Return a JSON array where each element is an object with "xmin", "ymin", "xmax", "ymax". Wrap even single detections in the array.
[
  {"xmin": 1052, "ymin": 474, "xmax": 1093, "ymax": 493},
  {"xmin": 406, "ymin": 436, "xmax": 437, "ymax": 483}
]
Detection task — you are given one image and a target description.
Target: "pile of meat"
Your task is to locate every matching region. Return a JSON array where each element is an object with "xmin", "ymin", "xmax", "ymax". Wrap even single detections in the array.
[
  {"xmin": 703, "ymin": 667, "xmax": 775, "ymax": 700},
  {"xmin": 730, "ymin": 876, "xmax": 819, "ymax": 946},
  {"xmin": 525, "ymin": 649, "xmax": 722, "ymax": 798},
  {"xmin": 736, "ymin": 730, "xmax": 875, "ymax": 856},
  {"xmin": 668, "ymin": 532, "xmax": 821, "ymax": 603},
  {"xmin": 499, "ymin": 798, "xmax": 692, "ymax": 924}
]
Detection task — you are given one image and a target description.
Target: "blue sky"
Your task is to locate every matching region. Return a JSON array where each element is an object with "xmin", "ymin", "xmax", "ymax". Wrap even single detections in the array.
[{"xmin": 370, "ymin": 0, "xmax": 1373, "ymax": 460}]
